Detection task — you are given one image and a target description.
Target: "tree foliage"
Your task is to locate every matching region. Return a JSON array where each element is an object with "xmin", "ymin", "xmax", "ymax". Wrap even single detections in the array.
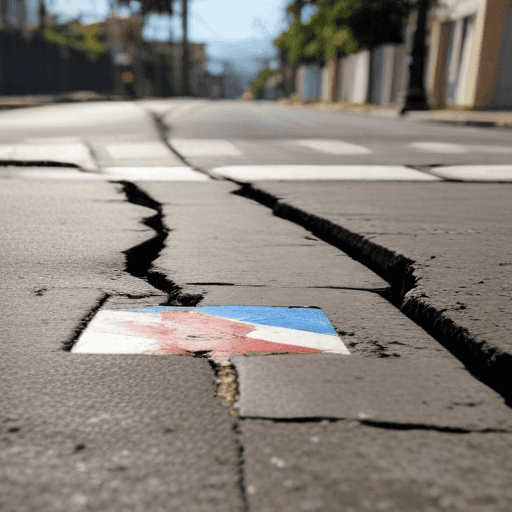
[
  {"xmin": 42, "ymin": 21, "xmax": 107, "ymax": 59},
  {"xmin": 117, "ymin": 0, "xmax": 175, "ymax": 16},
  {"xmin": 276, "ymin": 0, "xmax": 411, "ymax": 66},
  {"xmin": 251, "ymin": 67, "xmax": 278, "ymax": 99}
]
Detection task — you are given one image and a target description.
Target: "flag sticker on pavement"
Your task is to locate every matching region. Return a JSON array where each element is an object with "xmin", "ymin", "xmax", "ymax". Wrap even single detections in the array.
[{"xmin": 72, "ymin": 306, "xmax": 349, "ymax": 363}]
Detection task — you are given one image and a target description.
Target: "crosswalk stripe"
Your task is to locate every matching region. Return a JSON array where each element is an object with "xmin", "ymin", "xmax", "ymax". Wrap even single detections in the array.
[
  {"xmin": 0, "ymin": 142, "xmax": 97, "ymax": 170},
  {"xmin": 169, "ymin": 138, "xmax": 243, "ymax": 157},
  {"xmin": 431, "ymin": 165, "xmax": 512, "ymax": 181},
  {"xmin": 293, "ymin": 139, "xmax": 372, "ymax": 155},
  {"xmin": 163, "ymin": 101, "xmax": 207, "ymax": 121},
  {"xmin": 213, "ymin": 165, "xmax": 440, "ymax": 181},
  {"xmin": 409, "ymin": 142, "xmax": 469, "ymax": 153},
  {"xmin": 1, "ymin": 166, "xmax": 210, "ymax": 181},
  {"xmin": 0, "ymin": 168, "xmax": 104, "ymax": 180},
  {"xmin": 472, "ymin": 145, "xmax": 512, "ymax": 154},
  {"xmin": 102, "ymin": 166, "xmax": 210, "ymax": 181},
  {"xmin": 105, "ymin": 141, "xmax": 175, "ymax": 160}
]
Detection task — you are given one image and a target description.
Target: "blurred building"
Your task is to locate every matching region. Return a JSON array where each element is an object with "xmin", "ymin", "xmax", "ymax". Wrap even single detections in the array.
[
  {"xmin": 158, "ymin": 41, "xmax": 207, "ymax": 96},
  {"xmin": 0, "ymin": 0, "xmax": 38, "ymax": 31},
  {"xmin": 426, "ymin": 0, "xmax": 512, "ymax": 108}
]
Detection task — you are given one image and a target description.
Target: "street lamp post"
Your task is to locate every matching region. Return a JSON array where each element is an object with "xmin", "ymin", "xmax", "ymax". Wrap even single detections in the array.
[
  {"xmin": 401, "ymin": 0, "xmax": 430, "ymax": 114},
  {"xmin": 181, "ymin": 0, "xmax": 189, "ymax": 96}
]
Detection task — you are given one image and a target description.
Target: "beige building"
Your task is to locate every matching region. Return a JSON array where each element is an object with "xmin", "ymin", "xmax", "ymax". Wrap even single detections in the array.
[
  {"xmin": 427, "ymin": 0, "xmax": 512, "ymax": 108},
  {"xmin": 147, "ymin": 41, "xmax": 207, "ymax": 96}
]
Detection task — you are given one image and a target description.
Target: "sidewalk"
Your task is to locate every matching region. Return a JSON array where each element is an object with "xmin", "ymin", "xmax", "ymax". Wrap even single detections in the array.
[
  {"xmin": 0, "ymin": 91, "xmax": 114, "ymax": 110},
  {"xmin": 278, "ymin": 98, "xmax": 512, "ymax": 128}
]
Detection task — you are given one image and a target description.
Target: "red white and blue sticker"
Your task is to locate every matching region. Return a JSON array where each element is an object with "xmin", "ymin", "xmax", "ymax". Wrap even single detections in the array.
[{"xmin": 72, "ymin": 306, "xmax": 350, "ymax": 363}]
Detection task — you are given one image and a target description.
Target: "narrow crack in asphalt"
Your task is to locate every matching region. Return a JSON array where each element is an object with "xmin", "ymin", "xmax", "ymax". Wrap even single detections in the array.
[
  {"xmin": 242, "ymin": 417, "xmax": 512, "ymax": 433},
  {"xmin": 148, "ymin": 110, "xmax": 218, "ymax": 180},
  {"xmin": 62, "ymin": 293, "xmax": 110, "ymax": 351},
  {"xmin": 0, "ymin": 160, "xmax": 79, "ymax": 168}
]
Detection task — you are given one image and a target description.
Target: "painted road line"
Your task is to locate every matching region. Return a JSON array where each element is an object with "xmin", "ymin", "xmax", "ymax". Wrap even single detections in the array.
[
  {"xmin": 409, "ymin": 142, "xmax": 469, "ymax": 153},
  {"xmin": 169, "ymin": 139, "xmax": 243, "ymax": 157},
  {"xmin": 0, "ymin": 143, "xmax": 97, "ymax": 170},
  {"xmin": 213, "ymin": 165, "xmax": 441, "ymax": 181},
  {"xmin": 164, "ymin": 102, "xmax": 207, "ymax": 121},
  {"xmin": 105, "ymin": 141, "xmax": 177, "ymax": 160},
  {"xmin": 102, "ymin": 167, "xmax": 210, "ymax": 181},
  {"xmin": 24, "ymin": 137, "xmax": 82, "ymax": 143},
  {"xmin": 472, "ymin": 146, "xmax": 512, "ymax": 154},
  {"xmin": 72, "ymin": 306, "xmax": 349, "ymax": 363},
  {"xmin": 0, "ymin": 145, "xmax": 14, "ymax": 158},
  {"xmin": 431, "ymin": 165, "xmax": 512, "ymax": 181},
  {"xmin": 0, "ymin": 168, "xmax": 103, "ymax": 180},
  {"xmin": 293, "ymin": 139, "xmax": 372, "ymax": 155}
]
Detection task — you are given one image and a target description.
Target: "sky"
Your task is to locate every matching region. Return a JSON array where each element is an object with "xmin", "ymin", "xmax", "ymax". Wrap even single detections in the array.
[{"xmin": 50, "ymin": 0, "xmax": 293, "ymax": 79}]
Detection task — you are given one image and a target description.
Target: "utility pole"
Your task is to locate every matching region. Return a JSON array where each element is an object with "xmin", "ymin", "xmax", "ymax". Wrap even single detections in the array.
[
  {"xmin": 181, "ymin": 0, "xmax": 189, "ymax": 96},
  {"xmin": 39, "ymin": 0, "xmax": 47, "ymax": 30},
  {"xmin": 401, "ymin": 0, "xmax": 430, "ymax": 113}
]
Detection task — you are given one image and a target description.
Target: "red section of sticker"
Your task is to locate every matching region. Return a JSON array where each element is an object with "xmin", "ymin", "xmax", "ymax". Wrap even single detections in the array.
[{"xmin": 123, "ymin": 310, "xmax": 322, "ymax": 358}]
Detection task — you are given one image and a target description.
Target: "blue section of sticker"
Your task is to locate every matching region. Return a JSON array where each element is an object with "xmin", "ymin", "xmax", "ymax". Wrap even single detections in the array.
[{"xmin": 124, "ymin": 306, "xmax": 337, "ymax": 335}]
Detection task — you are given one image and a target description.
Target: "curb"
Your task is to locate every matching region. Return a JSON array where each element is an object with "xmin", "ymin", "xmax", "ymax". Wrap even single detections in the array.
[
  {"xmin": 236, "ymin": 182, "xmax": 512, "ymax": 404},
  {"xmin": 277, "ymin": 100, "xmax": 512, "ymax": 129},
  {"xmin": 0, "ymin": 92, "xmax": 123, "ymax": 110},
  {"xmin": 421, "ymin": 119, "xmax": 512, "ymax": 129}
]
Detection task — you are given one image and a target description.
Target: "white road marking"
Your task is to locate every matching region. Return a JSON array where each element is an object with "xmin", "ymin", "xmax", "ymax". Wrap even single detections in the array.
[
  {"xmin": 24, "ymin": 137, "xmax": 82, "ymax": 143},
  {"xmin": 409, "ymin": 142, "xmax": 469, "ymax": 153},
  {"xmin": 0, "ymin": 142, "xmax": 97, "ymax": 170},
  {"xmin": 213, "ymin": 165, "xmax": 440, "ymax": 181},
  {"xmin": 170, "ymin": 138, "xmax": 243, "ymax": 157},
  {"xmin": 0, "ymin": 168, "xmax": 103, "ymax": 180},
  {"xmin": 102, "ymin": 166, "xmax": 210, "ymax": 181},
  {"xmin": 472, "ymin": 145, "xmax": 512, "ymax": 154},
  {"xmin": 293, "ymin": 139, "xmax": 372, "ymax": 155},
  {"xmin": 431, "ymin": 165, "xmax": 512, "ymax": 181},
  {"xmin": 1, "ymin": 166, "xmax": 210, "ymax": 181},
  {"xmin": 0, "ymin": 146, "xmax": 14, "ymax": 158},
  {"xmin": 164, "ymin": 101, "xmax": 207, "ymax": 121},
  {"xmin": 105, "ymin": 141, "xmax": 175, "ymax": 160}
]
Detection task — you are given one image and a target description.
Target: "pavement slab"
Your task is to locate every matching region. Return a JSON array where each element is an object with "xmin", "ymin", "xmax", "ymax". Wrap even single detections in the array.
[
  {"xmin": 0, "ymin": 177, "xmax": 157, "ymax": 295},
  {"xmin": 236, "ymin": 181, "xmax": 512, "ymax": 396},
  {"xmin": 0, "ymin": 355, "xmax": 243, "ymax": 512},
  {"xmin": 197, "ymin": 287, "xmax": 456, "ymax": 360},
  {"xmin": 137, "ymin": 182, "xmax": 388, "ymax": 292},
  {"xmin": 0, "ymin": 176, "xmax": 242, "ymax": 511},
  {"xmin": 232, "ymin": 354, "xmax": 512, "ymax": 430},
  {"xmin": 241, "ymin": 419, "xmax": 512, "ymax": 512}
]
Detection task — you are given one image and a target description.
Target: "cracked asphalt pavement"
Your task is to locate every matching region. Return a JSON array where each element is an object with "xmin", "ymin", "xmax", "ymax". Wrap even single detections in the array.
[{"xmin": 1, "ymin": 99, "xmax": 511, "ymax": 511}]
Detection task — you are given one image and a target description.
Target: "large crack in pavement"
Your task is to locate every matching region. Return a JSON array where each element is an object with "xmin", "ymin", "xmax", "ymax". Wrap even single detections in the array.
[
  {"xmin": 119, "ymin": 181, "xmax": 203, "ymax": 306},
  {"xmin": 233, "ymin": 182, "xmax": 512, "ymax": 404}
]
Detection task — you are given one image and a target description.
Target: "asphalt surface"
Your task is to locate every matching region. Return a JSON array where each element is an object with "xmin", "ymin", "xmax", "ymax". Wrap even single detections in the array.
[
  {"xmin": 233, "ymin": 180, "xmax": 512, "ymax": 397},
  {"xmin": 146, "ymin": 99, "xmax": 512, "ymax": 169},
  {"xmin": 1, "ymin": 98, "xmax": 512, "ymax": 511}
]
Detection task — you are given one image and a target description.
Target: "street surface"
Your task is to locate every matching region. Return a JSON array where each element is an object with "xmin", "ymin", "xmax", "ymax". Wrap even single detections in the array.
[{"xmin": 1, "ymin": 98, "xmax": 512, "ymax": 511}]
